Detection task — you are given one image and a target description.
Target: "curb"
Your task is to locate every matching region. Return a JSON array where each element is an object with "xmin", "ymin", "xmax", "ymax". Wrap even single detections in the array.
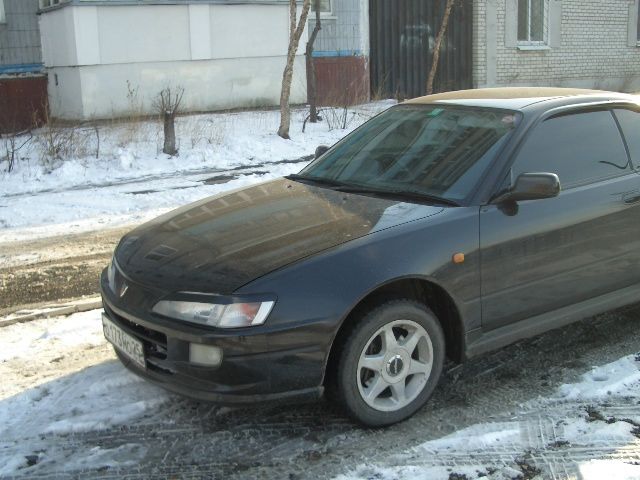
[{"xmin": 0, "ymin": 296, "xmax": 102, "ymax": 328}]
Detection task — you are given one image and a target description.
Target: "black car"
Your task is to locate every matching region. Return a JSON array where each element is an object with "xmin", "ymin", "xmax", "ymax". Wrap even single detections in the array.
[{"xmin": 101, "ymin": 88, "xmax": 640, "ymax": 426}]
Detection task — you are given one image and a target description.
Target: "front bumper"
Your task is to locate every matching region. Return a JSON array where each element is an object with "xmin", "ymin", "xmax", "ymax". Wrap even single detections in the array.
[
  {"xmin": 113, "ymin": 349, "xmax": 322, "ymax": 404},
  {"xmin": 100, "ymin": 270, "xmax": 327, "ymax": 404}
]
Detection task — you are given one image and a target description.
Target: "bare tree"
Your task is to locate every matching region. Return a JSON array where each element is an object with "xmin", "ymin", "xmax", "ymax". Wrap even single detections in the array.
[
  {"xmin": 155, "ymin": 87, "xmax": 185, "ymax": 156},
  {"xmin": 306, "ymin": 0, "xmax": 322, "ymax": 124},
  {"xmin": 426, "ymin": 0, "xmax": 455, "ymax": 95},
  {"xmin": 2, "ymin": 131, "xmax": 32, "ymax": 173},
  {"xmin": 278, "ymin": 0, "xmax": 312, "ymax": 139}
]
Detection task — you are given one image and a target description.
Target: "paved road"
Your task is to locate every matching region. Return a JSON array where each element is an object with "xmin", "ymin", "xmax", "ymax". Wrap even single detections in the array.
[{"xmin": 3, "ymin": 304, "xmax": 640, "ymax": 479}]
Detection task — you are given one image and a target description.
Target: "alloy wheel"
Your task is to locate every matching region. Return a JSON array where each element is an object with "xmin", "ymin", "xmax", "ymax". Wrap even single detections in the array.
[{"xmin": 356, "ymin": 319, "xmax": 433, "ymax": 412}]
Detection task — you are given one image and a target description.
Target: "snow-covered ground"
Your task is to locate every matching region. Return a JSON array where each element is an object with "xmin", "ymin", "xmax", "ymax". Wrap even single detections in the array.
[
  {"xmin": 0, "ymin": 310, "xmax": 172, "ymax": 476},
  {"xmin": 2, "ymin": 308, "xmax": 640, "ymax": 478},
  {"xmin": 337, "ymin": 357, "xmax": 640, "ymax": 480},
  {"xmin": 0, "ymin": 103, "xmax": 393, "ymax": 242}
]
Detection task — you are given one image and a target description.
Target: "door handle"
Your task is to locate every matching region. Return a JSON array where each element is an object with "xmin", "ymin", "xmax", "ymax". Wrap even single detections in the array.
[{"xmin": 623, "ymin": 193, "xmax": 640, "ymax": 205}]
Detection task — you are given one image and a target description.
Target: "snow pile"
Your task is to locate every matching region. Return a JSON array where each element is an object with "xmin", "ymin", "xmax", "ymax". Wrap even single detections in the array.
[
  {"xmin": 555, "ymin": 356, "xmax": 640, "ymax": 401},
  {"xmin": 337, "ymin": 354, "xmax": 640, "ymax": 480},
  {"xmin": 0, "ymin": 310, "xmax": 104, "ymax": 364}
]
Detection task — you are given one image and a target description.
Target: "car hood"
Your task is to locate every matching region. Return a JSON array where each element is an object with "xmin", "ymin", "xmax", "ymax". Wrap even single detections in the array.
[{"xmin": 115, "ymin": 178, "xmax": 444, "ymax": 294}]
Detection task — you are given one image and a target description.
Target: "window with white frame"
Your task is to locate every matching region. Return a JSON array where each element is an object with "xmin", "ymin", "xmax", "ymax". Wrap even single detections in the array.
[
  {"xmin": 0, "ymin": 0, "xmax": 5, "ymax": 24},
  {"xmin": 517, "ymin": 0, "xmax": 549, "ymax": 46},
  {"xmin": 311, "ymin": 0, "xmax": 332, "ymax": 15}
]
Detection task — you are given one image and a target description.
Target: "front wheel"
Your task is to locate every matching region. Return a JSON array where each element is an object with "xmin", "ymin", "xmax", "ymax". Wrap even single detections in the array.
[{"xmin": 334, "ymin": 300, "xmax": 445, "ymax": 427}]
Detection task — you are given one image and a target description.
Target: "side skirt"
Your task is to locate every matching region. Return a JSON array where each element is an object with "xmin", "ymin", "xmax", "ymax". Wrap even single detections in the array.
[{"xmin": 465, "ymin": 282, "xmax": 640, "ymax": 359}]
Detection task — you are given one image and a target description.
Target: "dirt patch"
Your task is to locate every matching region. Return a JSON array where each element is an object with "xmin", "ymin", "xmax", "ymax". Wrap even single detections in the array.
[{"xmin": 0, "ymin": 227, "xmax": 130, "ymax": 314}]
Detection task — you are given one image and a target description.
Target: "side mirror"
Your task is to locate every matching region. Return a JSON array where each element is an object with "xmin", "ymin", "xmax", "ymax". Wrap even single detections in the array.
[
  {"xmin": 315, "ymin": 145, "xmax": 330, "ymax": 159},
  {"xmin": 493, "ymin": 172, "xmax": 561, "ymax": 204}
]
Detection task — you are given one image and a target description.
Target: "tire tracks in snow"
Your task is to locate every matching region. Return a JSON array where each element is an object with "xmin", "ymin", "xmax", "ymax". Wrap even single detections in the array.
[
  {"xmin": 3, "ymin": 304, "xmax": 640, "ymax": 479},
  {"xmin": 381, "ymin": 401, "xmax": 640, "ymax": 479}
]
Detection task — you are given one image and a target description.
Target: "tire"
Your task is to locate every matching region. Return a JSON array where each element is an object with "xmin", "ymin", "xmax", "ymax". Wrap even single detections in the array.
[{"xmin": 334, "ymin": 299, "xmax": 445, "ymax": 427}]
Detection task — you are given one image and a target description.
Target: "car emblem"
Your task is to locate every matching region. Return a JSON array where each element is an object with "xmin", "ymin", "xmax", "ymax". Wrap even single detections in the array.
[
  {"xmin": 386, "ymin": 355, "xmax": 404, "ymax": 377},
  {"xmin": 119, "ymin": 282, "xmax": 129, "ymax": 298}
]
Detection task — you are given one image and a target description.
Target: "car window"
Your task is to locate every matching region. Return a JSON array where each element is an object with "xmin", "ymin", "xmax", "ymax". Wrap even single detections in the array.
[
  {"xmin": 613, "ymin": 109, "xmax": 640, "ymax": 171},
  {"xmin": 299, "ymin": 105, "xmax": 520, "ymax": 202},
  {"xmin": 511, "ymin": 110, "xmax": 631, "ymax": 189}
]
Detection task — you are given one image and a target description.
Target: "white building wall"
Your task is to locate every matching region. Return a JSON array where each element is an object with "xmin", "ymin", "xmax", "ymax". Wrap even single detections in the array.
[
  {"xmin": 39, "ymin": 3, "xmax": 307, "ymax": 120},
  {"xmin": 475, "ymin": 0, "xmax": 640, "ymax": 92}
]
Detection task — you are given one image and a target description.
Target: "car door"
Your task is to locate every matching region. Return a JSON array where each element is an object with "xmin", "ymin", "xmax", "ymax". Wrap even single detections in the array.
[{"xmin": 479, "ymin": 108, "xmax": 640, "ymax": 332}]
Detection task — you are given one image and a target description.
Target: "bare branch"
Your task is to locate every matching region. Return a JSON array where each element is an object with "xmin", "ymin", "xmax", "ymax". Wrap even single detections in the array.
[{"xmin": 426, "ymin": 0, "xmax": 455, "ymax": 95}]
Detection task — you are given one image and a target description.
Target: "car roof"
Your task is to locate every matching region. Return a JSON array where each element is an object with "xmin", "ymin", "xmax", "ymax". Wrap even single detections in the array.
[{"xmin": 403, "ymin": 87, "xmax": 639, "ymax": 111}]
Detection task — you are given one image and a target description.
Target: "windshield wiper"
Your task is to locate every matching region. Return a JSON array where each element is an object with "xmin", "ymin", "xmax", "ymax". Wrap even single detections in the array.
[
  {"xmin": 334, "ymin": 185, "xmax": 460, "ymax": 207},
  {"xmin": 285, "ymin": 174, "xmax": 346, "ymax": 188},
  {"xmin": 286, "ymin": 175, "xmax": 460, "ymax": 206}
]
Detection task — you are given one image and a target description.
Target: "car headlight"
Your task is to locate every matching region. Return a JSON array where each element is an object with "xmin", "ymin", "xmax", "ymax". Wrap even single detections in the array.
[{"xmin": 152, "ymin": 299, "xmax": 275, "ymax": 328}]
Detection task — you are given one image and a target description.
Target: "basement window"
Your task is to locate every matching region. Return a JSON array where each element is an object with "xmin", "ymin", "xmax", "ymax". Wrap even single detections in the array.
[{"xmin": 517, "ymin": 0, "xmax": 549, "ymax": 46}]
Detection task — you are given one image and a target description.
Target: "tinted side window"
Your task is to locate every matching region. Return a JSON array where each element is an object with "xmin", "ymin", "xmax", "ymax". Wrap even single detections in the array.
[
  {"xmin": 614, "ymin": 109, "xmax": 640, "ymax": 170},
  {"xmin": 512, "ymin": 111, "xmax": 630, "ymax": 188}
]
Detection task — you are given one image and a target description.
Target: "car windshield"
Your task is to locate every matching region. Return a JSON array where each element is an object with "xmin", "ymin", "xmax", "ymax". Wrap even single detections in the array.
[{"xmin": 297, "ymin": 104, "xmax": 520, "ymax": 203}]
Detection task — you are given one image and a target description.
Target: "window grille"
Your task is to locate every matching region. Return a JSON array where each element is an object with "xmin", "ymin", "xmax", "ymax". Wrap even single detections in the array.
[{"xmin": 517, "ymin": 0, "xmax": 549, "ymax": 46}]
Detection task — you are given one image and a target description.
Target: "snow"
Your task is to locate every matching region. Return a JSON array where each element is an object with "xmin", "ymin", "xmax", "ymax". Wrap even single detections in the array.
[
  {"xmin": 4, "ymin": 309, "xmax": 640, "ymax": 477},
  {"xmin": 0, "ymin": 310, "xmax": 171, "ymax": 475},
  {"xmin": 555, "ymin": 356, "xmax": 640, "ymax": 401},
  {"xmin": 580, "ymin": 460, "xmax": 640, "ymax": 480},
  {"xmin": 337, "ymin": 353, "xmax": 640, "ymax": 480},
  {"xmin": 0, "ymin": 310, "xmax": 102, "ymax": 363},
  {"xmin": 0, "ymin": 102, "xmax": 394, "ymax": 242}
]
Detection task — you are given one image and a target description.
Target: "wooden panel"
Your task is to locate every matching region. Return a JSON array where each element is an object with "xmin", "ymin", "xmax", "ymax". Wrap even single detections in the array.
[
  {"xmin": 310, "ymin": 56, "xmax": 370, "ymax": 106},
  {"xmin": 0, "ymin": 75, "xmax": 48, "ymax": 133}
]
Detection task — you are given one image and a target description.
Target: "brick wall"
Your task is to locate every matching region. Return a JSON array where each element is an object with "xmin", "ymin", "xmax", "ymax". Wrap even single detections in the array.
[
  {"xmin": 473, "ymin": 0, "xmax": 488, "ymax": 89},
  {"xmin": 475, "ymin": 0, "xmax": 640, "ymax": 92}
]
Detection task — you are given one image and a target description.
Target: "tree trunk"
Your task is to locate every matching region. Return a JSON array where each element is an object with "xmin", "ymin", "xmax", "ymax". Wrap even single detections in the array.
[
  {"xmin": 163, "ymin": 111, "xmax": 177, "ymax": 156},
  {"xmin": 426, "ymin": 0, "xmax": 455, "ymax": 95},
  {"xmin": 278, "ymin": 0, "xmax": 312, "ymax": 139},
  {"xmin": 156, "ymin": 87, "xmax": 183, "ymax": 156},
  {"xmin": 306, "ymin": 0, "xmax": 322, "ymax": 123}
]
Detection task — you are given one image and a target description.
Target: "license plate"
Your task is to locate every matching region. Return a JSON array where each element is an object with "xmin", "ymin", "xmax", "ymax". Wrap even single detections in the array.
[{"xmin": 102, "ymin": 314, "xmax": 146, "ymax": 369}]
